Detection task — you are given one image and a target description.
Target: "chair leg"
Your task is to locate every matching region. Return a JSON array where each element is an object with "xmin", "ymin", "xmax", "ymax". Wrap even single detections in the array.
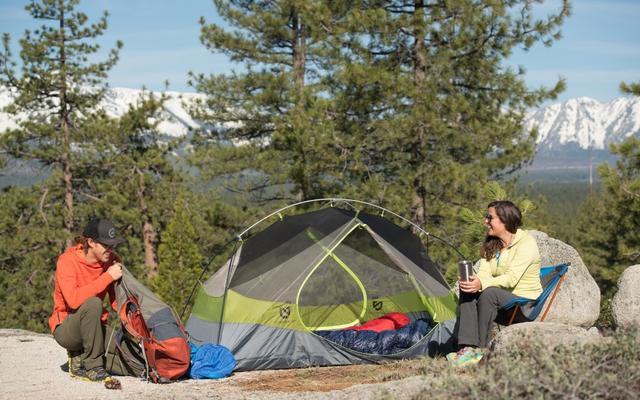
[
  {"xmin": 507, "ymin": 305, "xmax": 520, "ymax": 326},
  {"xmin": 540, "ymin": 275, "xmax": 566, "ymax": 322}
]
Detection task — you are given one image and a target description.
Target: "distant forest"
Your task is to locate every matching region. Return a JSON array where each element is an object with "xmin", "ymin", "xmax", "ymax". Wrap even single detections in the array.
[{"xmin": 518, "ymin": 168, "xmax": 603, "ymax": 221}]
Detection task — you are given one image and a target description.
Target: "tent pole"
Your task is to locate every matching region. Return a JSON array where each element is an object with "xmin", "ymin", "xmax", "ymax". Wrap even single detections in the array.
[
  {"xmin": 180, "ymin": 262, "xmax": 212, "ymax": 321},
  {"xmin": 180, "ymin": 235, "xmax": 240, "ymax": 320},
  {"xmin": 236, "ymin": 198, "xmax": 463, "ymax": 259}
]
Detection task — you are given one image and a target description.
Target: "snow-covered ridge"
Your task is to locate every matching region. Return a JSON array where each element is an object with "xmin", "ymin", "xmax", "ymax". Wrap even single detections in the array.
[
  {"xmin": 2, "ymin": 86, "xmax": 640, "ymax": 150},
  {"xmin": 0, "ymin": 86, "xmax": 206, "ymax": 138},
  {"xmin": 100, "ymin": 87, "xmax": 205, "ymax": 137},
  {"xmin": 525, "ymin": 96, "xmax": 640, "ymax": 150}
]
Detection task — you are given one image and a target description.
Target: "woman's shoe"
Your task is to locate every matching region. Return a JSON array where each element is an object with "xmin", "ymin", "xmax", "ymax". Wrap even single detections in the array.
[
  {"xmin": 446, "ymin": 346, "xmax": 473, "ymax": 363},
  {"xmin": 453, "ymin": 347, "xmax": 485, "ymax": 367}
]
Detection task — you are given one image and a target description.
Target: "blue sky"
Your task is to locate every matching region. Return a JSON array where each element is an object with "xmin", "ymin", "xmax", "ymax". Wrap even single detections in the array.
[{"xmin": 1, "ymin": 0, "xmax": 638, "ymax": 103}]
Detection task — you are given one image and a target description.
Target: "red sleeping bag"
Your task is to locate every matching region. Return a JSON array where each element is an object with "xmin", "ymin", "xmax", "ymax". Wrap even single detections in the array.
[{"xmin": 343, "ymin": 312, "xmax": 411, "ymax": 333}]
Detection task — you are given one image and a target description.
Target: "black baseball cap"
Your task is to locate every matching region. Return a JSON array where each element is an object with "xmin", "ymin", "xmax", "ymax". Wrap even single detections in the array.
[{"xmin": 83, "ymin": 218, "xmax": 125, "ymax": 247}]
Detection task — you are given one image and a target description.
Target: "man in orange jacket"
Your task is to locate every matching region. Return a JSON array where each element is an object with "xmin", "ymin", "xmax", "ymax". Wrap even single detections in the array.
[{"xmin": 48, "ymin": 218, "xmax": 125, "ymax": 382}]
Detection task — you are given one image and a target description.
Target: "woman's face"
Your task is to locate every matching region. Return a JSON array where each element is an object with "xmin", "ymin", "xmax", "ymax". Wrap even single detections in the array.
[{"xmin": 485, "ymin": 206, "xmax": 507, "ymax": 237}]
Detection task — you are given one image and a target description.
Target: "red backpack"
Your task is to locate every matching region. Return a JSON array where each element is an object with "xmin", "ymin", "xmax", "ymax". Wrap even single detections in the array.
[{"xmin": 114, "ymin": 267, "xmax": 190, "ymax": 382}]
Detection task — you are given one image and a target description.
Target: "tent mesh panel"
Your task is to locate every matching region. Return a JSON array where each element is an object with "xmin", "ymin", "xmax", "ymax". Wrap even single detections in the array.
[{"xmin": 297, "ymin": 226, "xmax": 421, "ymax": 329}]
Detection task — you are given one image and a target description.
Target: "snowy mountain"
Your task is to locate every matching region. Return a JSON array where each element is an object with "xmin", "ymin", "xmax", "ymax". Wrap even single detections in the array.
[
  {"xmin": 0, "ymin": 86, "xmax": 205, "ymax": 138},
  {"xmin": 525, "ymin": 96, "xmax": 640, "ymax": 151},
  {"xmin": 0, "ymin": 87, "xmax": 20, "ymax": 132},
  {"xmin": 100, "ymin": 87, "xmax": 205, "ymax": 138},
  {"xmin": 2, "ymin": 86, "xmax": 639, "ymax": 156}
]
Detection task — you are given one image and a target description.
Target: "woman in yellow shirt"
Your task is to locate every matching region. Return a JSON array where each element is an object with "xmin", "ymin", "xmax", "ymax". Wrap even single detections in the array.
[{"xmin": 448, "ymin": 200, "xmax": 542, "ymax": 367}]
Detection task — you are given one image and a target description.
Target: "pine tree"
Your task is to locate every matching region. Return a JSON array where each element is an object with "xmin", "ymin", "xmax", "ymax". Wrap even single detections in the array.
[
  {"xmin": 81, "ymin": 92, "xmax": 190, "ymax": 280},
  {"xmin": 189, "ymin": 1, "xmax": 571, "ymax": 280},
  {"xmin": 153, "ymin": 196, "xmax": 203, "ymax": 316},
  {"xmin": 0, "ymin": 0, "xmax": 122, "ymax": 332},
  {"xmin": 595, "ymin": 137, "xmax": 639, "ymax": 282},
  {"xmin": 0, "ymin": 0, "xmax": 122, "ymax": 243},
  {"xmin": 0, "ymin": 185, "xmax": 61, "ymax": 332},
  {"xmin": 573, "ymin": 81, "xmax": 640, "ymax": 295},
  {"xmin": 189, "ymin": 1, "xmax": 346, "ymax": 205},
  {"xmin": 326, "ymin": 0, "xmax": 569, "ymax": 241},
  {"xmin": 572, "ymin": 194, "xmax": 619, "ymax": 292}
]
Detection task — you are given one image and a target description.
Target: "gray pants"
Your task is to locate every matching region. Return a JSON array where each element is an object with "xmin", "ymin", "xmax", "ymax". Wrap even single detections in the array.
[
  {"xmin": 455, "ymin": 287, "xmax": 517, "ymax": 348},
  {"xmin": 53, "ymin": 297, "xmax": 143, "ymax": 376}
]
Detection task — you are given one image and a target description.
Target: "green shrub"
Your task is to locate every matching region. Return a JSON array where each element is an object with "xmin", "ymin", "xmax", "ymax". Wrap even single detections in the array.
[
  {"xmin": 597, "ymin": 295, "xmax": 615, "ymax": 329},
  {"xmin": 410, "ymin": 329, "xmax": 639, "ymax": 399}
]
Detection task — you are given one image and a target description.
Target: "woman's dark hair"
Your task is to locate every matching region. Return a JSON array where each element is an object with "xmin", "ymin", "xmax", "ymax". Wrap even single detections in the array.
[{"xmin": 480, "ymin": 200, "xmax": 522, "ymax": 261}]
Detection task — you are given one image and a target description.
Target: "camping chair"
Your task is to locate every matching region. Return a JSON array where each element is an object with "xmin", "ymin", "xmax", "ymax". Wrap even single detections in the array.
[{"xmin": 500, "ymin": 262, "xmax": 570, "ymax": 326}]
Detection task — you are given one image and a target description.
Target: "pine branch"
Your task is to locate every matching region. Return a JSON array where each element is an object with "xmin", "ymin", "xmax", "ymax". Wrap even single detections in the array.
[
  {"xmin": 0, "ymin": 243, "xmax": 49, "ymax": 266},
  {"xmin": 621, "ymin": 185, "xmax": 640, "ymax": 199},
  {"xmin": 38, "ymin": 187, "xmax": 49, "ymax": 227}
]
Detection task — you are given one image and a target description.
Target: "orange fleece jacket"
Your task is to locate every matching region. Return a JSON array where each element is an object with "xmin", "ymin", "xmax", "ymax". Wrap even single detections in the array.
[{"xmin": 48, "ymin": 245, "xmax": 117, "ymax": 333}]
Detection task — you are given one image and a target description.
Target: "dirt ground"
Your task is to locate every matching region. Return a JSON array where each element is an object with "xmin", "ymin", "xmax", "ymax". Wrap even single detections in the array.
[
  {"xmin": 0, "ymin": 329, "xmax": 435, "ymax": 400},
  {"xmin": 236, "ymin": 359, "xmax": 427, "ymax": 392}
]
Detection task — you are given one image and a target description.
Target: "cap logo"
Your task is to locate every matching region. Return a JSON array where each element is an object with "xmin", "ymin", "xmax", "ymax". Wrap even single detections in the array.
[{"xmin": 108, "ymin": 228, "xmax": 116, "ymax": 239}]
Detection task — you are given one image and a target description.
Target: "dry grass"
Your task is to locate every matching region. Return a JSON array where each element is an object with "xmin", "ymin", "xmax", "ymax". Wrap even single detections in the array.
[{"xmin": 237, "ymin": 329, "xmax": 640, "ymax": 399}]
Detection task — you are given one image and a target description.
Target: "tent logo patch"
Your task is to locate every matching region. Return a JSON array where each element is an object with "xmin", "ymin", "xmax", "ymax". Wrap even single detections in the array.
[
  {"xmin": 373, "ymin": 300, "xmax": 383, "ymax": 311},
  {"xmin": 279, "ymin": 305, "xmax": 290, "ymax": 319}
]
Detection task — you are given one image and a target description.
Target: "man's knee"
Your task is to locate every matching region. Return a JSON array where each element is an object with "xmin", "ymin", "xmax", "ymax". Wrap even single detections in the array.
[{"xmin": 79, "ymin": 297, "xmax": 102, "ymax": 316}]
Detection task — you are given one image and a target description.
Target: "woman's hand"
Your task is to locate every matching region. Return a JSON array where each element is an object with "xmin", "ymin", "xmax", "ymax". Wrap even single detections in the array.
[{"xmin": 459, "ymin": 275, "xmax": 482, "ymax": 293}]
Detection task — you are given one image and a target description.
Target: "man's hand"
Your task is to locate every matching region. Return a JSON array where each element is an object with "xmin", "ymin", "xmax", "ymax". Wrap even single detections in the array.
[
  {"xmin": 459, "ymin": 275, "xmax": 482, "ymax": 293},
  {"xmin": 106, "ymin": 263, "xmax": 123, "ymax": 281}
]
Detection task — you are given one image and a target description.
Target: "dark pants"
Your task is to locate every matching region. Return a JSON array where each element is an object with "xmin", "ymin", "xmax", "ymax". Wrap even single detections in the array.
[
  {"xmin": 455, "ymin": 287, "xmax": 518, "ymax": 348},
  {"xmin": 53, "ymin": 297, "xmax": 142, "ymax": 376}
]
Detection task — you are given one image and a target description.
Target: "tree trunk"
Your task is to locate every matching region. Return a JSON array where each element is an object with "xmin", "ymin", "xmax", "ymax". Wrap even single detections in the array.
[
  {"xmin": 59, "ymin": 0, "xmax": 74, "ymax": 246},
  {"xmin": 295, "ymin": 150, "xmax": 307, "ymax": 202},
  {"xmin": 292, "ymin": 10, "xmax": 306, "ymax": 107},
  {"xmin": 413, "ymin": 0, "xmax": 426, "ymax": 83},
  {"xmin": 136, "ymin": 169, "xmax": 158, "ymax": 278},
  {"xmin": 411, "ymin": 0, "xmax": 427, "ymax": 229},
  {"xmin": 143, "ymin": 220, "xmax": 158, "ymax": 277},
  {"xmin": 292, "ymin": 8, "xmax": 308, "ymax": 201},
  {"xmin": 61, "ymin": 149, "xmax": 74, "ymax": 245}
]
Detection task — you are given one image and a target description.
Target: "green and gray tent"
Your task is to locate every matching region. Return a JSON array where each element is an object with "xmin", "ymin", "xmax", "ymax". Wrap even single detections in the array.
[{"xmin": 186, "ymin": 201, "xmax": 458, "ymax": 371}]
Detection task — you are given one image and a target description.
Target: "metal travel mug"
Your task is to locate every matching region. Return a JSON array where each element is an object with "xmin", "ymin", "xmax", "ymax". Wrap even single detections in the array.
[{"xmin": 458, "ymin": 260, "xmax": 474, "ymax": 282}]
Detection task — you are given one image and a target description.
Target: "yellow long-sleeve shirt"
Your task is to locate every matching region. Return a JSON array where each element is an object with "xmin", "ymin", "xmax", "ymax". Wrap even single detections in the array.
[{"xmin": 476, "ymin": 229, "xmax": 542, "ymax": 299}]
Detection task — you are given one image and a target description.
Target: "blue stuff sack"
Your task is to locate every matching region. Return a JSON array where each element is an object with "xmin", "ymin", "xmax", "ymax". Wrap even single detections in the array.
[{"xmin": 189, "ymin": 342, "xmax": 236, "ymax": 379}]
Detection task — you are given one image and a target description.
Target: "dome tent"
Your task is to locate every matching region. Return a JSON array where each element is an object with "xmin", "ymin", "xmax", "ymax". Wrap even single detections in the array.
[{"xmin": 186, "ymin": 199, "xmax": 459, "ymax": 371}]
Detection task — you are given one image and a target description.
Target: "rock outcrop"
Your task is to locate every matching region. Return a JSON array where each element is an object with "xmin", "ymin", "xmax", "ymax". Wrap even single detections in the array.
[
  {"xmin": 529, "ymin": 230, "xmax": 600, "ymax": 327},
  {"xmin": 491, "ymin": 322, "xmax": 604, "ymax": 355},
  {"xmin": 611, "ymin": 264, "xmax": 640, "ymax": 329}
]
